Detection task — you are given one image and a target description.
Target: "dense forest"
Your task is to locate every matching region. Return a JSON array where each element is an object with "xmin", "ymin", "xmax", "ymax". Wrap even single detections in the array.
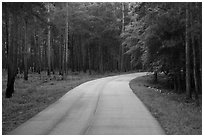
[{"xmin": 2, "ymin": 2, "xmax": 202, "ymax": 104}]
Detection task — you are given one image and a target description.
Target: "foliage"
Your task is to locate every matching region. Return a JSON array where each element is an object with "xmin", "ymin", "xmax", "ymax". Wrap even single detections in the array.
[{"xmin": 122, "ymin": 2, "xmax": 201, "ymax": 96}]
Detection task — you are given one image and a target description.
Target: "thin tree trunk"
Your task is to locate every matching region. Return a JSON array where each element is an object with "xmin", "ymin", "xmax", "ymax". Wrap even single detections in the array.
[
  {"xmin": 65, "ymin": 2, "xmax": 69, "ymax": 75},
  {"xmin": 62, "ymin": 41, "xmax": 65, "ymax": 77},
  {"xmin": 38, "ymin": 38, "xmax": 42, "ymax": 74},
  {"xmin": 197, "ymin": 2, "xmax": 202, "ymax": 94},
  {"xmin": 70, "ymin": 33, "xmax": 74, "ymax": 72},
  {"xmin": 36, "ymin": 30, "xmax": 41, "ymax": 74},
  {"xmin": 192, "ymin": 35, "xmax": 199, "ymax": 105},
  {"xmin": 82, "ymin": 37, "xmax": 86, "ymax": 73},
  {"xmin": 34, "ymin": 17, "xmax": 38, "ymax": 73},
  {"xmin": 98, "ymin": 41, "xmax": 103, "ymax": 73},
  {"xmin": 88, "ymin": 43, "xmax": 92, "ymax": 75},
  {"xmin": 190, "ymin": 3, "xmax": 199, "ymax": 105},
  {"xmin": 59, "ymin": 35, "xmax": 62, "ymax": 75},
  {"xmin": 185, "ymin": 3, "xmax": 191, "ymax": 99},
  {"xmin": 47, "ymin": 3, "xmax": 51, "ymax": 76},
  {"xmin": 24, "ymin": 18, "xmax": 28, "ymax": 80},
  {"xmin": 120, "ymin": 2, "xmax": 125, "ymax": 72}
]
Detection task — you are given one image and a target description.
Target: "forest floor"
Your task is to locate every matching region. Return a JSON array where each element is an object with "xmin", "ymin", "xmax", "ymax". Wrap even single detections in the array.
[
  {"xmin": 2, "ymin": 70, "xmax": 127, "ymax": 135},
  {"xmin": 129, "ymin": 74, "xmax": 202, "ymax": 135}
]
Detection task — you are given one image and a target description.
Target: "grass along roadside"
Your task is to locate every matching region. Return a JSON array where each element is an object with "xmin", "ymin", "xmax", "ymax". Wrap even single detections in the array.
[
  {"xmin": 129, "ymin": 74, "xmax": 202, "ymax": 135},
  {"xmin": 2, "ymin": 71, "xmax": 117, "ymax": 135}
]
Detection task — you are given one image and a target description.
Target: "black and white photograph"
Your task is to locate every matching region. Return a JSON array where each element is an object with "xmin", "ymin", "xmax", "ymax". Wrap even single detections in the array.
[{"xmin": 2, "ymin": 1, "xmax": 202, "ymax": 135}]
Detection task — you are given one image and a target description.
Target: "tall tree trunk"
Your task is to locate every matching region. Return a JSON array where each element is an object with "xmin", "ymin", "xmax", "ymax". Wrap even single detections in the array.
[
  {"xmin": 192, "ymin": 34, "xmax": 199, "ymax": 105},
  {"xmin": 185, "ymin": 3, "xmax": 191, "ymax": 99},
  {"xmin": 65, "ymin": 2, "xmax": 69, "ymax": 75},
  {"xmin": 23, "ymin": 18, "xmax": 28, "ymax": 80},
  {"xmin": 34, "ymin": 17, "xmax": 39, "ymax": 73},
  {"xmin": 6, "ymin": 11, "xmax": 18, "ymax": 98},
  {"xmin": 190, "ymin": 3, "xmax": 199, "ymax": 105},
  {"xmin": 36, "ymin": 29, "xmax": 41, "ymax": 74},
  {"xmin": 120, "ymin": 2, "xmax": 125, "ymax": 72},
  {"xmin": 47, "ymin": 3, "xmax": 51, "ymax": 76},
  {"xmin": 197, "ymin": 3, "xmax": 202, "ymax": 95}
]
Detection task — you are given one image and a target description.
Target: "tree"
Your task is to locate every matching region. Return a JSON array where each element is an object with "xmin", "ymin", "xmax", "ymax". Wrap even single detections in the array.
[
  {"xmin": 4, "ymin": 4, "xmax": 18, "ymax": 98},
  {"xmin": 23, "ymin": 17, "xmax": 28, "ymax": 80},
  {"xmin": 4, "ymin": 2, "xmax": 201, "ymax": 99},
  {"xmin": 47, "ymin": 3, "xmax": 51, "ymax": 76},
  {"xmin": 185, "ymin": 3, "xmax": 191, "ymax": 99},
  {"xmin": 65, "ymin": 2, "xmax": 69, "ymax": 75},
  {"xmin": 122, "ymin": 2, "xmax": 201, "ymax": 99},
  {"xmin": 3, "ymin": 3, "xmax": 47, "ymax": 98},
  {"xmin": 120, "ymin": 2, "xmax": 125, "ymax": 71},
  {"xmin": 190, "ymin": 2, "xmax": 200, "ymax": 105}
]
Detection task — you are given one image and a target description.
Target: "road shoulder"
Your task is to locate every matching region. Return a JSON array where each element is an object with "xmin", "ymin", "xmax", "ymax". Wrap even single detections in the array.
[{"xmin": 129, "ymin": 75, "xmax": 202, "ymax": 135}]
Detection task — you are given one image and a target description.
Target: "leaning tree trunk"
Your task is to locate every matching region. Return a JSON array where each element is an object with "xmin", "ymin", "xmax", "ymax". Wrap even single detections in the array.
[{"xmin": 185, "ymin": 3, "xmax": 191, "ymax": 99}]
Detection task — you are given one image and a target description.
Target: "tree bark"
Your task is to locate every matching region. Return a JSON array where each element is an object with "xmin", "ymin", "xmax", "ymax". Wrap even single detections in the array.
[
  {"xmin": 185, "ymin": 3, "xmax": 191, "ymax": 99},
  {"xmin": 6, "ymin": 11, "xmax": 18, "ymax": 98},
  {"xmin": 88, "ymin": 43, "xmax": 92, "ymax": 75},
  {"xmin": 47, "ymin": 3, "xmax": 51, "ymax": 76},
  {"xmin": 62, "ymin": 38, "xmax": 65, "ymax": 77},
  {"xmin": 190, "ymin": 3, "xmax": 199, "ymax": 105},
  {"xmin": 120, "ymin": 2, "xmax": 125, "ymax": 72},
  {"xmin": 82, "ymin": 37, "xmax": 86, "ymax": 73},
  {"xmin": 65, "ymin": 2, "xmax": 69, "ymax": 75},
  {"xmin": 59, "ymin": 35, "xmax": 62, "ymax": 75},
  {"xmin": 98, "ymin": 41, "xmax": 103, "ymax": 73},
  {"xmin": 23, "ymin": 18, "xmax": 28, "ymax": 80},
  {"xmin": 71, "ymin": 33, "xmax": 74, "ymax": 72}
]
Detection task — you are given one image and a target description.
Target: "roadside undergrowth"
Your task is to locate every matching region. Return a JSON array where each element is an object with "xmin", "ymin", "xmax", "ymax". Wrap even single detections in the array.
[{"xmin": 129, "ymin": 74, "xmax": 202, "ymax": 135}]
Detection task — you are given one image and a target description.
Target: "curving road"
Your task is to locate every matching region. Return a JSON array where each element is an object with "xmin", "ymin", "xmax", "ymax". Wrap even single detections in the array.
[{"xmin": 9, "ymin": 72, "xmax": 165, "ymax": 135}]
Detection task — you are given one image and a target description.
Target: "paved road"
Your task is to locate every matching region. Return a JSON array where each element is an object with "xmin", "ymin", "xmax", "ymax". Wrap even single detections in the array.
[{"xmin": 9, "ymin": 72, "xmax": 165, "ymax": 135}]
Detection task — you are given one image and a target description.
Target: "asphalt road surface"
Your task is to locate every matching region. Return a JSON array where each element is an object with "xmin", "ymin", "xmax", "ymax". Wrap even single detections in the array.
[{"xmin": 9, "ymin": 72, "xmax": 165, "ymax": 135}]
